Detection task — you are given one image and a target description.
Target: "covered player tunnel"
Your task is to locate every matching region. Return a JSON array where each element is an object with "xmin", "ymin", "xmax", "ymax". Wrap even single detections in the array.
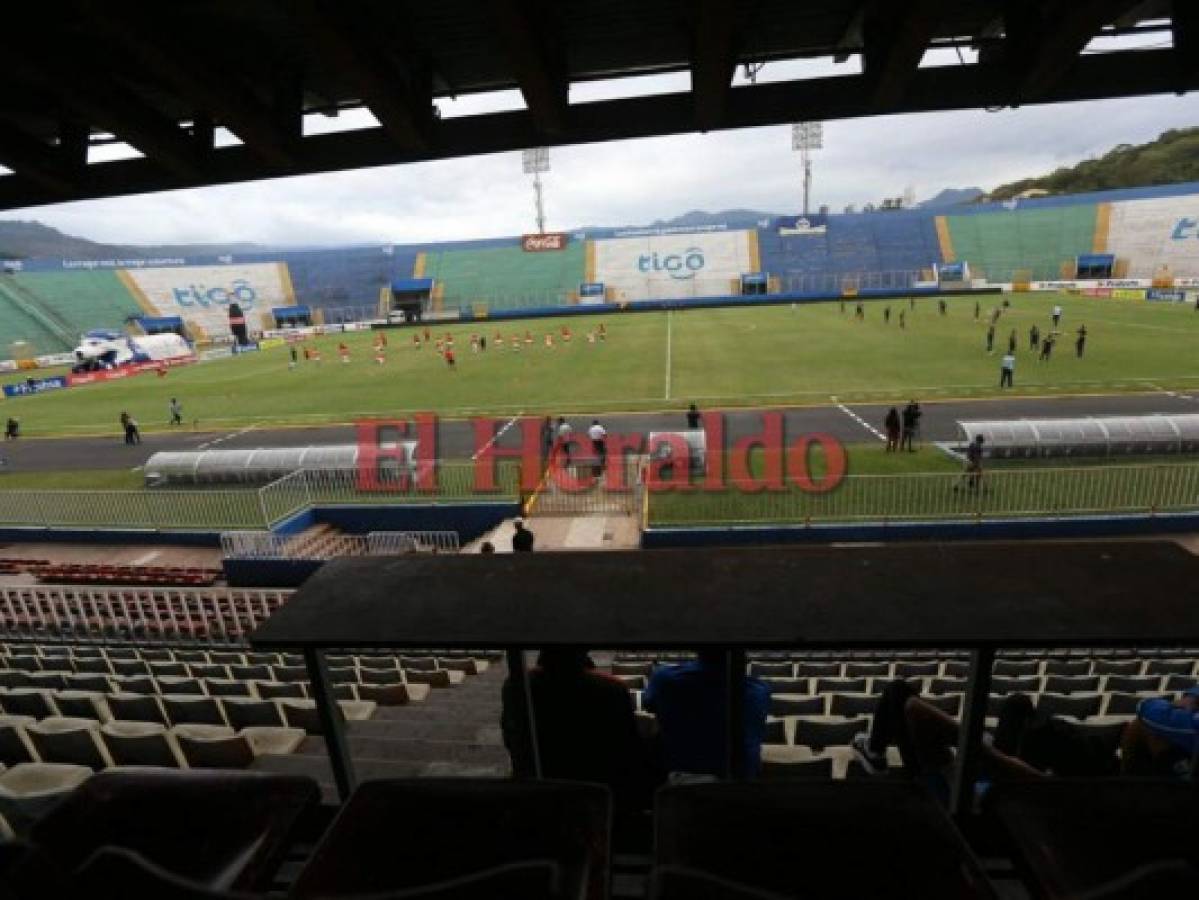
[{"xmin": 956, "ymin": 414, "xmax": 1199, "ymax": 459}]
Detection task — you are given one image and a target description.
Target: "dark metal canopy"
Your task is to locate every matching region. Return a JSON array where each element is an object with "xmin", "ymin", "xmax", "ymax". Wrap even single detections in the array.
[
  {"xmin": 0, "ymin": 0, "xmax": 1193, "ymax": 210},
  {"xmin": 250, "ymin": 540, "xmax": 1199, "ymax": 651}
]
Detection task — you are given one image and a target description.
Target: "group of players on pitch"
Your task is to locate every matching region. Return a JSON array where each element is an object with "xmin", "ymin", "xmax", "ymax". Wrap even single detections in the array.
[
  {"xmin": 285, "ymin": 323, "xmax": 609, "ymax": 370},
  {"xmin": 844, "ymin": 295, "xmax": 1090, "ymax": 390}
]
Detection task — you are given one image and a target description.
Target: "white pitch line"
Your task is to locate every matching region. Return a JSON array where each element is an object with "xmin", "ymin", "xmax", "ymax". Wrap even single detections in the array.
[
  {"xmin": 831, "ymin": 396, "xmax": 886, "ymax": 442},
  {"xmin": 664, "ymin": 309, "xmax": 673, "ymax": 401},
  {"xmin": 471, "ymin": 412, "xmax": 522, "ymax": 461},
  {"xmin": 197, "ymin": 422, "xmax": 258, "ymax": 451}
]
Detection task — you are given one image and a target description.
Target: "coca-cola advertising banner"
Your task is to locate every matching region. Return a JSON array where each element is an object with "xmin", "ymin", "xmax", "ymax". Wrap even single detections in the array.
[{"xmin": 521, "ymin": 232, "xmax": 570, "ymax": 252}]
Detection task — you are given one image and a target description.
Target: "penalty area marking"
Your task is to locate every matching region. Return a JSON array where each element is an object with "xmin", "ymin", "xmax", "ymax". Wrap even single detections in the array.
[{"xmin": 831, "ymin": 396, "xmax": 886, "ymax": 442}]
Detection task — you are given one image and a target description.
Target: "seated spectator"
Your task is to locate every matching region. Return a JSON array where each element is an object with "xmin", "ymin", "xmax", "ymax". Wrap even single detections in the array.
[
  {"xmin": 501, "ymin": 647, "xmax": 654, "ymax": 812},
  {"xmin": 643, "ymin": 650, "xmax": 770, "ymax": 779},
  {"xmin": 852, "ymin": 679, "xmax": 1120, "ymax": 791},
  {"xmin": 1121, "ymin": 685, "xmax": 1199, "ymax": 776}
]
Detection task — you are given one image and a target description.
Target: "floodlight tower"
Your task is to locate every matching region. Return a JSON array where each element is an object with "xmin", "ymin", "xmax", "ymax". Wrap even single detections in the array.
[
  {"xmin": 791, "ymin": 122, "xmax": 824, "ymax": 216},
  {"xmin": 522, "ymin": 147, "xmax": 550, "ymax": 234}
]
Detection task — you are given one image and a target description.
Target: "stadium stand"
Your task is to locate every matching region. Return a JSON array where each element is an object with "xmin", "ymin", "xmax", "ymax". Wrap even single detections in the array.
[
  {"xmin": 275, "ymin": 246, "xmax": 419, "ymax": 320},
  {"xmin": 3, "ymin": 181, "xmax": 1199, "ymax": 352},
  {"xmin": 616, "ymin": 650, "xmax": 1199, "ymax": 779},
  {"xmin": 940, "ymin": 203, "xmax": 1099, "ymax": 282},
  {"xmin": 6, "ymin": 272, "xmax": 141, "ymax": 340},
  {"xmin": 0, "ymin": 279, "xmax": 73, "ymax": 355},
  {"xmin": 421, "ymin": 239, "xmax": 585, "ymax": 312}
]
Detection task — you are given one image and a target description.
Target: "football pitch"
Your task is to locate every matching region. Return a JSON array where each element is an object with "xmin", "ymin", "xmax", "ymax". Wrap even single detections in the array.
[{"xmin": 4, "ymin": 291, "xmax": 1199, "ymax": 438}]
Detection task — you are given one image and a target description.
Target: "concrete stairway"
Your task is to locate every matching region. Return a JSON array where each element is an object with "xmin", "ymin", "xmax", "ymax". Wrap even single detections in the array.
[{"xmin": 254, "ymin": 660, "xmax": 509, "ymax": 800}]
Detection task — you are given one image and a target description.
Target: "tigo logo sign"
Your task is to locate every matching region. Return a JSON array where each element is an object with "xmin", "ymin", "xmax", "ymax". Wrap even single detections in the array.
[
  {"xmin": 636, "ymin": 247, "xmax": 705, "ymax": 280},
  {"xmin": 171, "ymin": 279, "xmax": 257, "ymax": 310}
]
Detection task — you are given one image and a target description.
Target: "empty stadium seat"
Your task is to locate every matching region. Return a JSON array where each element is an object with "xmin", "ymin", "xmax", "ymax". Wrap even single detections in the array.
[
  {"xmin": 163, "ymin": 697, "xmax": 226, "ymax": 728},
  {"xmin": 1037, "ymin": 693, "xmax": 1104, "ymax": 720},
  {"xmin": 769, "ymin": 695, "xmax": 824, "ymax": 717},
  {"xmin": 991, "ymin": 780, "xmax": 1199, "ymax": 899},
  {"xmin": 174, "ymin": 727, "xmax": 254, "ymax": 769},
  {"xmin": 107, "ymin": 694, "xmax": 167, "ymax": 726},
  {"xmin": 29, "ymin": 770, "xmax": 320, "ymax": 892},
  {"xmin": 25, "ymin": 717, "xmax": 112, "ymax": 770},
  {"xmin": 0, "ymin": 715, "xmax": 38, "ymax": 767},
  {"xmin": 654, "ymin": 781, "xmax": 996, "ymax": 898},
  {"xmin": 291, "ymin": 779, "xmax": 610, "ymax": 900},
  {"xmin": 100, "ymin": 721, "xmax": 185, "ymax": 768}
]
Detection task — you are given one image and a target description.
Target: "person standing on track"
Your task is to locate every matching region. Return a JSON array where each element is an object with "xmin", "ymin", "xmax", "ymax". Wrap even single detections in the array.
[
  {"xmin": 1000, "ymin": 352, "xmax": 1015, "ymax": 389},
  {"xmin": 901, "ymin": 401, "xmax": 922, "ymax": 452},
  {"xmin": 556, "ymin": 417, "xmax": 573, "ymax": 467},
  {"xmin": 686, "ymin": 403, "xmax": 701, "ymax": 430},
  {"xmin": 884, "ymin": 407, "xmax": 901, "ymax": 452},
  {"xmin": 955, "ymin": 434, "xmax": 986, "ymax": 493},
  {"xmin": 588, "ymin": 419, "xmax": 608, "ymax": 470},
  {"xmin": 1075, "ymin": 325, "xmax": 1088, "ymax": 358}
]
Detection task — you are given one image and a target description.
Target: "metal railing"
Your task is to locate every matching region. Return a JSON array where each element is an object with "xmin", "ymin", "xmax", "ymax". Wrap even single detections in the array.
[
  {"xmin": 647, "ymin": 463, "xmax": 1199, "ymax": 527},
  {"xmin": 0, "ymin": 488, "xmax": 264, "ymax": 530},
  {"xmin": 221, "ymin": 529, "xmax": 460, "ymax": 559},
  {"xmin": 527, "ymin": 456, "xmax": 644, "ymax": 517},
  {"xmin": 0, "ymin": 584, "xmax": 292, "ymax": 644},
  {"xmin": 0, "ymin": 463, "xmax": 521, "ymax": 531}
]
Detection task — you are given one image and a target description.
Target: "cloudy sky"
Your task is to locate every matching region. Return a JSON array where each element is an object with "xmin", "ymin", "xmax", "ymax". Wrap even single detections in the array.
[{"xmin": 9, "ymin": 40, "xmax": 1197, "ymax": 248}]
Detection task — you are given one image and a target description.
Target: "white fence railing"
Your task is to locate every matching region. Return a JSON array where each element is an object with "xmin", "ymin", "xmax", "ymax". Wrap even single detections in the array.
[
  {"xmin": 221, "ymin": 529, "xmax": 460, "ymax": 559},
  {"xmin": 647, "ymin": 463, "xmax": 1199, "ymax": 526},
  {"xmin": 0, "ymin": 584, "xmax": 292, "ymax": 643},
  {"xmin": 0, "ymin": 463, "xmax": 521, "ymax": 531}
]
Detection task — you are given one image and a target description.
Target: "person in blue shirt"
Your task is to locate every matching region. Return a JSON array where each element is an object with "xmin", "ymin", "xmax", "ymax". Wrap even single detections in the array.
[
  {"xmin": 1122, "ymin": 685, "xmax": 1199, "ymax": 776},
  {"xmin": 643, "ymin": 651, "xmax": 771, "ymax": 779}
]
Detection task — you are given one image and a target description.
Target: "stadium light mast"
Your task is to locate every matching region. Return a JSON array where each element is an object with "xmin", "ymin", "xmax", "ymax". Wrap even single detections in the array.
[
  {"xmin": 791, "ymin": 122, "xmax": 823, "ymax": 215},
  {"xmin": 522, "ymin": 147, "xmax": 550, "ymax": 234}
]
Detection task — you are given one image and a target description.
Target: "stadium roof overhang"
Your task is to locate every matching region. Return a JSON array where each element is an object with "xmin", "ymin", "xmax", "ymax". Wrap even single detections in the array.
[{"xmin": 0, "ymin": 0, "xmax": 1193, "ymax": 211}]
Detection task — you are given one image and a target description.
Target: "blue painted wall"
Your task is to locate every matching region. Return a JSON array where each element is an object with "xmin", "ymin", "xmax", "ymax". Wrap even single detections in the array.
[{"xmin": 641, "ymin": 512, "xmax": 1199, "ymax": 548}]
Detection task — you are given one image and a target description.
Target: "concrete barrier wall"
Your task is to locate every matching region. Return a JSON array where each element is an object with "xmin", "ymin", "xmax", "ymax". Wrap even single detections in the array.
[{"xmin": 641, "ymin": 512, "xmax": 1199, "ymax": 548}]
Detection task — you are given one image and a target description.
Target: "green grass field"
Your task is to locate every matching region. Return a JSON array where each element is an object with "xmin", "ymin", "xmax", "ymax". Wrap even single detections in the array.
[{"xmin": 3, "ymin": 291, "xmax": 1198, "ymax": 438}]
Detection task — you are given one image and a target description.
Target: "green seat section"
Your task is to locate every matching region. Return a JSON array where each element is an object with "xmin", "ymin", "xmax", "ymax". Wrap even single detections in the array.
[
  {"xmin": 422, "ymin": 242, "xmax": 585, "ymax": 311},
  {"xmin": 9, "ymin": 271, "xmax": 142, "ymax": 339},
  {"xmin": 944, "ymin": 205, "xmax": 1098, "ymax": 282},
  {"xmin": 0, "ymin": 278, "xmax": 68, "ymax": 355}
]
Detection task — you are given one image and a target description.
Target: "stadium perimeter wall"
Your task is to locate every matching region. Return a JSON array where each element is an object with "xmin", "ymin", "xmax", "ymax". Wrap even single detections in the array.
[{"xmin": 641, "ymin": 511, "xmax": 1199, "ymax": 549}]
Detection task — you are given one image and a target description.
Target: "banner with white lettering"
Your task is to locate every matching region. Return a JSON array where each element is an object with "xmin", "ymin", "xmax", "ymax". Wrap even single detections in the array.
[
  {"xmin": 593, "ymin": 231, "xmax": 752, "ymax": 301},
  {"xmin": 123, "ymin": 263, "xmax": 290, "ymax": 339},
  {"xmin": 1106, "ymin": 197, "xmax": 1199, "ymax": 278}
]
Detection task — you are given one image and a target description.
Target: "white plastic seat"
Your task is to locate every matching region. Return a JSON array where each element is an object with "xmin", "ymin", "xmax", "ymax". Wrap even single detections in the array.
[
  {"xmin": 2, "ymin": 688, "xmax": 59, "ymax": 720},
  {"xmin": 171, "ymin": 725, "xmax": 253, "ymax": 769},
  {"xmin": 0, "ymin": 715, "xmax": 39, "ymax": 766},
  {"xmin": 25, "ymin": 717, "xmax": 113, "ymax": 770},
  {"xmin": 0, "ymin": 762, "xmax": 91, "ymax": 797},
  {"xmin": 239, "ymin": 726, "xmax": 305, "ymax": 756},
  {"xmin": 52, "ymin": 690, "xmax": 111, "ymax": 723},
  {"xmin": 100, "ymin": 721, "xmax": 186, "ymax": 768}
]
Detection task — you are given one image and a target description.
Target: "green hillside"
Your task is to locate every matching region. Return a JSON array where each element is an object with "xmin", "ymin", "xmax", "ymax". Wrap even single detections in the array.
[{"xmin": 987, "ymin": 127, "xmax": 1199, "ymax": 200}]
